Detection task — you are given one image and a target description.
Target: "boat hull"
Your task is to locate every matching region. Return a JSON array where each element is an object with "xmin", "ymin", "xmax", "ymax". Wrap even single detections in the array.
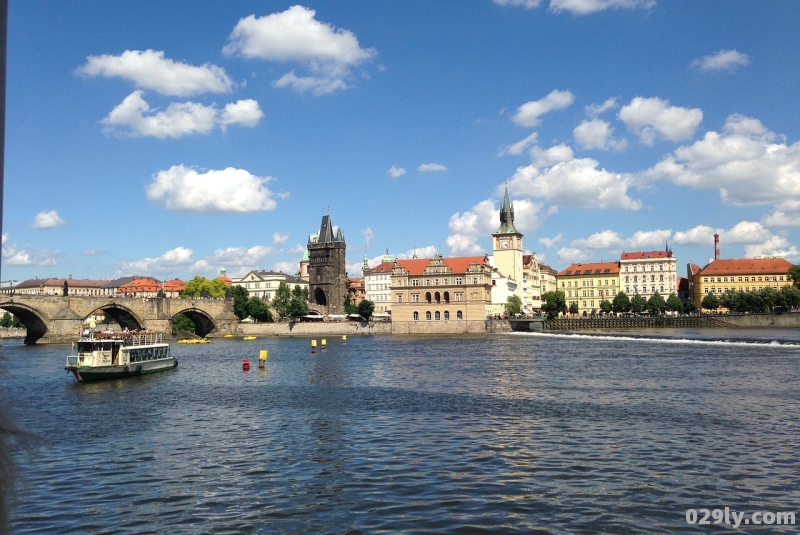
[{"xmin": 68, "ymin": 357, "xmax": 178, "ymax": 382}]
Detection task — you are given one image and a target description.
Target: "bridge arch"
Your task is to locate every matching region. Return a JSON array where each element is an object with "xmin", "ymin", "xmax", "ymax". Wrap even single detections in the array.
[
  {"xmin": 0, "ymin": 302, "xmax": 49, "ymax": 345},
  {"xmin": 172, "ymin": 308, "xmax": 216, "ymax": 337},
  {"xmin": 86, "ymin": 305, "xmax": 144, "ymax": 332}
]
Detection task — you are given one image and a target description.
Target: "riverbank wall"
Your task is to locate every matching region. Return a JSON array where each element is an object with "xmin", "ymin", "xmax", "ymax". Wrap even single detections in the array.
[{"xmin": 232, "ymin": 321, "xmax": 392, "ymax": 337}]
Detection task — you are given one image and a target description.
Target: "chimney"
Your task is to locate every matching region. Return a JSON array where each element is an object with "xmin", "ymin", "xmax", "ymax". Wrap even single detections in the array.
[{"xmin": 714, "ymin": 233, "xmax": 720, "ymax": 261}]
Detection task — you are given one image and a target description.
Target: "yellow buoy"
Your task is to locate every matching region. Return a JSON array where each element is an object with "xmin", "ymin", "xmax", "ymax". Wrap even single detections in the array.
[
  {"xmin": 311, "ymin": 339, "xmax": 317, "ymax": 353},
  {"xmin": 342, "ymin": 335, "xmax": 346, "ymax": 344},
  {"xmin": 321, "ymin": 339, "xmax": 327, "ymax": 348},
  {"xmin": 259, "ymin": 349, "xmax": 268, "ymax": 368}
]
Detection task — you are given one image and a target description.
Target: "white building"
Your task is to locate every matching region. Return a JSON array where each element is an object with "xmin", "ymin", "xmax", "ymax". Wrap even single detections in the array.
[
  {"xmin": 363, "ymin": 250, "xmax": 395, "ymax": 313},
  {"xmin": 619, "ymin": 250, "xmax": 678, "ymax": 300},
  {"xmin": 231, "ymin": 270, "xmax": 308, "ymax": 300}
]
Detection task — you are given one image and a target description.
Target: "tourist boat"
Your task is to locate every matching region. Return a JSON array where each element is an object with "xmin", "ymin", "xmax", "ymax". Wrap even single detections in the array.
[
  {"xmin": 65, "ymin": 331, "xmax": 177, "ymax": 382},
  {"xmin": 243, "ymin": 336, "xmax": 257, "ymax": 340}
]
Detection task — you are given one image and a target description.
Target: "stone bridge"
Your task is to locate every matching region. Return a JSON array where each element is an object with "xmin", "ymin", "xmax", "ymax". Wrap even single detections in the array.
[{"xmin": 0, "ymin": 295, "xmax": 239, "ymax": 344}]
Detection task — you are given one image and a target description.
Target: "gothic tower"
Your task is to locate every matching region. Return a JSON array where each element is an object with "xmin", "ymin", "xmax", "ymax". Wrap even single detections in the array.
[
  {"xmin": 307, "ymin": 215, "xmax": 347, "ymax": 313},
  {"xmin": 492, "ymin": 186, "xmax": 524, "ymax": 299}
]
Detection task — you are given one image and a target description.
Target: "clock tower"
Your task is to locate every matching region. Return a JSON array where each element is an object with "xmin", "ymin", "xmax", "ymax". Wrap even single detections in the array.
[{"xmin": 492, "ymin": 186, "xmax": 524, "ymax": 299}]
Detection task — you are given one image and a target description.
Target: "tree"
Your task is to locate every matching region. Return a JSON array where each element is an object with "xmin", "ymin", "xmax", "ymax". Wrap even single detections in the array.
[
  {"xmin": 646, "ymin": 292, "xmax": 666, "ymax": 315},
  {"xmin": 541, "ymin": 291, "xmax": 566, "ymax": 319},
  {"xmin": 287, "ymin": 299, "xmax": 310, "ymax": 320},
  {"xmin": 272, "ymin": 282, "xmax": 291, "ymax": 320},
  {"xmin": 357, "ymin": 299, "xmax": 375, "ymax": 320},
  {"xmin": 665, "ymin": 293, "xmax": 684, "ymax": 314},
  {"xmin": 181, "ymin": 276, "xmax": 227, "ymax": 298},
  {"xmin": 568, "ymin": 302, "xmax": 579, "ymax": 315},
  {"xmin": 344, "ymin": 295, "xmax": 358, "ymax": 314},
  {"xmin": 701, "ymin": 292, "xmax": 720, "ymax": 312},
  {"xmin": 780, "ymin": 284, "xmax": 800, "ymax": 310},
  {"xmin": 599, "ymin": 299, "xmax": 613, "ymax": 314},
  {"xmin": 684, "ymin": 300, "xmax": 698, "ymax": 314},
  {"xmin": 231, "ymin": 286, "xmax": 250, "ymax": 320},
  {"xmin": 246, "ymin": 296, "xmax": 273, "ymax": 322},
  {"xmin": 612, "ymin": 292, "xmax": 631, "ymax": 313},
  {"xmin": 630, "ymin": 294, "xmax": 647, "ymax": 314},
  {"xmin": 505, "ymin": 295, "xmax": 523, "ymax": 316},
  {"xmin": 788, "ymin": 264, "xmax": 800, "ymax": 287},
  {"xmin": 0, "ymin": 312, "xmax": 11, "ymax": 329},
  {"xmin": 102, "ymin": 311, "xmax": 114, "ymax": 325},
  {"xmin": 172, "ymin": 313, "xmax": 195, "ymax": 333},
  {"xmin": 10, "ymin": 314, "xmax": 22, "ymax": 328}
]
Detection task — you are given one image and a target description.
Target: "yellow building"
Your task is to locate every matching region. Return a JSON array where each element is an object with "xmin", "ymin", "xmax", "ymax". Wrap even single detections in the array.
[
  {"xmin": 689, "ymin": 258, "xmax": 794, "ymax": 309},
  {"xmin": 557, "ymin": 261, "xmax": 621, "ymax": 315},
  {"xmin": 390, "ymin": 253, "xmax": 493, "ymax": 322}
]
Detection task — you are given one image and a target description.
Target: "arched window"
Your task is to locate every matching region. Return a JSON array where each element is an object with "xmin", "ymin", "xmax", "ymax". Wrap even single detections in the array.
[
  {"xmin": 425, "ymin": 311, "xmax": 432, "ymax": 321},
  {"xmin": 425, "ymin": 292, "xmax": 432, "ymax": 303},
  {"xmin": 444, "ymin": 311, "xmax": 450, "ymax": 320},
  {"xmin": 413, "ymin": 311, "xmax": 419, "ymax": 321},
  {"xmin": 443, "ymin": 291, "xmax": 450, "ymax": 303},
  {"xmin": 457, "ymin": 310, "xmax": 463, "ymax": 320},
  {"xmin": 434, "ymin": 292, "xmax": 441, "ymax": 303},
  {"xmin": 435, "ymin": 311, "xmax": 441, "ymax": 320}
]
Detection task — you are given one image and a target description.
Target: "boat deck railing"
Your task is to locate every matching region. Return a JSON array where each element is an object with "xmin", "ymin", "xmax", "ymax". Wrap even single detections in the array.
[{"xmin": 125, "ymin": 333, "xmax": 164, "ymax": 346}]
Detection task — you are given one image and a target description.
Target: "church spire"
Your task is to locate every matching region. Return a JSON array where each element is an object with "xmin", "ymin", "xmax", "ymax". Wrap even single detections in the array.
[{"xmin": 495, "ymin": 186, "xmax": 519, "ymax": 235}]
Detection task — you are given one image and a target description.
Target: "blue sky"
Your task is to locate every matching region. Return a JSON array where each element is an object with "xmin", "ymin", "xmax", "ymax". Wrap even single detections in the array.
[{"xmin": 3, "ymin": 1, "xmax": 799, "ymax": 282}]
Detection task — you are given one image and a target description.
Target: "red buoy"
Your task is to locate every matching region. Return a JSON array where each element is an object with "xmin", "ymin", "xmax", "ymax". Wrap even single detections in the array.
[{"xmin": 242, "ymin": 358, "xmax": 250, "ymax": 370}]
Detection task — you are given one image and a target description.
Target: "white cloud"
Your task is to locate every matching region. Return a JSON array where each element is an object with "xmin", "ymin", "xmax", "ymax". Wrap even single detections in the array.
[
  {"xmin": 691, "ymin": 49, "xmax": 750, "ymax": 72},
  {"xmin": 512, "ymin": 89, "xmax": 574, "ymax": 127},
  {"xmin": 672, "ymin": 224, "xmax": 717, "ymax": 246},
  {"xmin": 572, "ymin": 230, "xmax": 626, "ymax": 250},
  {"xmin": 585, "ymin": 97, "xmax": 618, "ymax": 118},
  {"xmin": 642, "ymin": 114, "xmax": 800, "ymax": 206},
  {"xmin": 32, "ymin": 210, "xmax": 65, "ymax": 229},
  {"xmin": 290, "ymin": 244, "xmax": 306, "ymax": 255},
  {"xmin": 447, "ymin": 197, "xmax": 543, "ymax": 255},
  {"xmin": 223, "ymin": 6, "xmax": 376, "ymax": 96},
  {"xmin": 627, "ymin": 229, "xmax": 673, "ymax": 249},
  {"xmin": 493, "ymin": 0, "xmax": 543, "ymax": 8},
  {"xmin": 673, "ymin": 221, "xmax": 775, "ymax": 247},
  {"xmin": 556, "ymin": 247, "xmax": 593, "ymax": 264},
  {"xmin": 501, "ymin": 132, "xmax": 539, "ymax": 156},
  {"xmin": 538, "ymin": 234, "xmax": 563, "ymax": 248},
  {"xmin": 508, "ymin": 144, "xmax": 641, "ymax": 210},
  {"xmin": 2, "ymin": 234, "xmax": 59, "ymax": 266},
  {"xmin": 418, "ymin": 163, "xmax": 448, "ymax": 172},
  {"xmin": 362, "ymin": 228, "xmax": 375, "ymax": 246},
  {"xmin": 101, "ymin": 91, "xmax": 263, "ymax": 138},
  {"xmin": 573, "ymin": 118, "xmax": 627, "ymax": 150},
  {"xmin": 619, "ymin": 96, "xmax": 703, "ymax": 145},
  {"xmin": 76, "ymin": 49, "xmax": 234, "ymax": 97},
  {"xmin": 763, "ymin": 211, "xmax": 800, "ymax": 227},
  {"xmin": 146, "ymin": 164, "xmax": 278, "ymax": 213},
  {"xmin": 272, "ymin": 232, "xmax": 289, "ymax": 244},
  {"xmin": 388, "ymin": 165, "xmax": 407, "ymax": 178},
  {"xmin": 117, "ymin": 246, "xmax": 193, "ymax": 276},
  {"xmin": 744, "ymin": 236, "xmax": 800, "ymax": 261},
  {"xmin": 218, "ymin": 99, "xmax": 264, "ymax": 129},
  {"xmin": 273, "ymin": 261, "xmax": 300, "ymax": 275},
  {"xmin": 549, "ymin": 0, "xmax": 656, "ymax": 15},
  {"xmin": 190, "ymin": 245, "xmax": 273, "ymax": 276}
]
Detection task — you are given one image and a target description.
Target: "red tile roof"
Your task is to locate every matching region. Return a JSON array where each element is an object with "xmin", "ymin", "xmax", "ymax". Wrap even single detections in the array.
[
  {"xmin": 621, "ymin": 251, "xmax": 672, "ymax": 260},
  {"xmin": 698, "ymin": 258, "xmax": 793, "ymax": 275},
  {"xmin": 163, "ymin": 279, "xmax": 185, "ymax": 292},
  {"xmin": 366, "ymin": 256, "xmax": 488, "ymax": 276},
  {"xmin": 558, "ymin": 261, "xmax": 620, "ymax": 276}
]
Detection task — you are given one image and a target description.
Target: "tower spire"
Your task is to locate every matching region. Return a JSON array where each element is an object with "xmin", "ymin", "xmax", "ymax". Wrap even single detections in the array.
[{"xmin": 495, "ymin": 185, "xmax": 518, "ymax": 234}]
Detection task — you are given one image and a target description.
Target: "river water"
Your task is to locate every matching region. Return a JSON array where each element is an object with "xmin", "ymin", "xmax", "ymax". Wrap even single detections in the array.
[{"xmin": 3, "ymin": 330, "xmax": 800, "ymax": 534}]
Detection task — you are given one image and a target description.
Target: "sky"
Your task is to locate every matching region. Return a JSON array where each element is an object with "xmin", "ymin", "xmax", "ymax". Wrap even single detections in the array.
[{"xmin": 3, "ymin": 1, "xmax": 799, "ymax": 283}]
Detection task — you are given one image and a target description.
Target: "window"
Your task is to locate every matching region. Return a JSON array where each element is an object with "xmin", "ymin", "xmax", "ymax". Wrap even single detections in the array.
[
  {"xmin": 426, "ymin": 311, "xmax": 432, "ymax": 321},
  {"xmin": 413, "ymin": 311, "xmax": 419, "ymax": 321},
  {"xmin": 412, "ymin": 279, "xmax": 419, "ymax": 286},
  {"xmin": 444, "ymin": 311, "xmax": 450, "ymax": 320},
  {"xmin": 397, "ymin": 294, "xmax": 402, "ymax": 303},
  {"xmin": 455, "ymin": 293, "xmax": 463, "ymax": 301},
  {"xmin": 412, "ymin": 294, "xmax": 419, "ymax": 303},
  {"xmin": 455, "ymin": 277, "xmax": 463, "ymax": 285},
  {"xmin": 473, "ymin": 278, "xmax": 478, "ymax": 284},
  {"xmin": 738, "ymin": 277, "xmax": 743, "ymax": 282},
  {"xmin": 435, "ymin": 311, "xmax": 441, "ymax": 320},
  {"xmin": 425, "ymin": 292, "xmax": 432, "ymax": 303},
  {"xmin": 426, "ymin": 279, "xmax": 431, "ymax": 286},
  {"xmin": 434, "ymin": 279, "xmax": 439, "ymax": 285},
  {"xmin": 457, "ymin": 310, "xmax": 463, "ymax": 320}
]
